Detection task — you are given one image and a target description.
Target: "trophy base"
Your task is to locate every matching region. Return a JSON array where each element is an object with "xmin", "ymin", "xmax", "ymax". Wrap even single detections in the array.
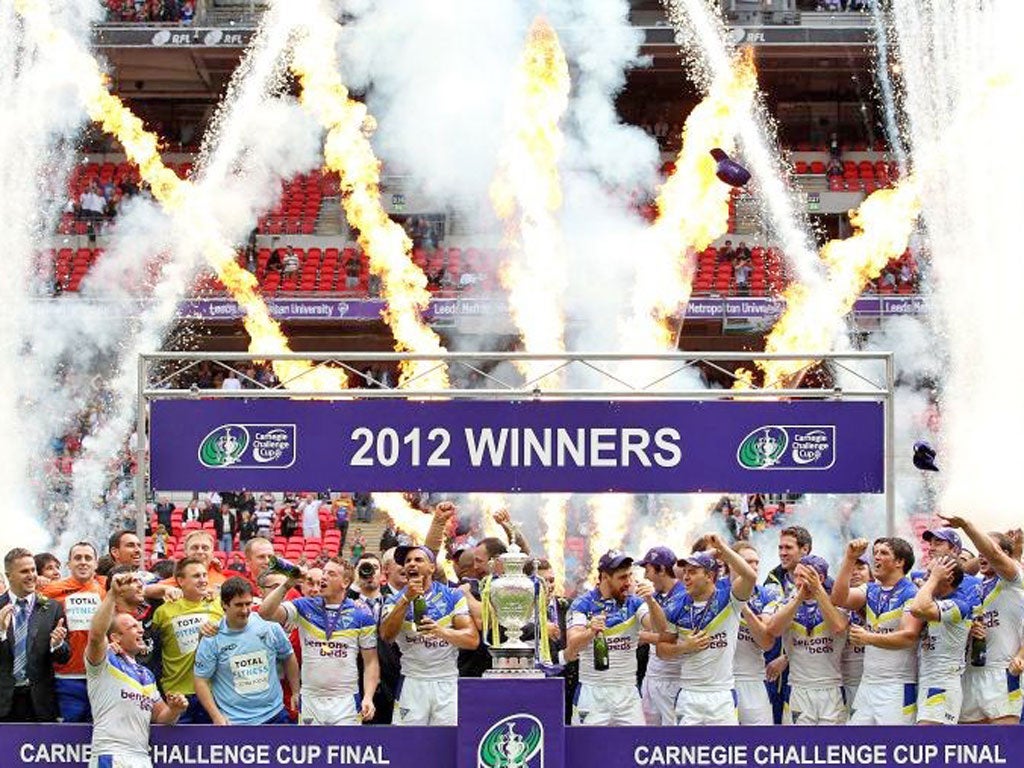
[{"xmin": 486, "ymin": 647, "xmax": 542, "ymax": 677}]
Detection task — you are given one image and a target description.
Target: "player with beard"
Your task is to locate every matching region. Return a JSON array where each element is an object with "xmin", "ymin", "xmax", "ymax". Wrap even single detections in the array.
[
  {"xmin": 658, "ymin": 534, "xmax": 757, "ymax": 725},
  {"xmin": 937, "ymin": 514, "xmax": 1024, "ymax": 725},
  {"xmin": 380, "ymin": 545, "xmax": 478, "ymax": 725},
  {"xmin": 567, "ymin": 550, "xmax": 667, "ymax": 726},
  {"xmin": 833, "ymin": 537, "xmax": 922, "ymax": 725}
]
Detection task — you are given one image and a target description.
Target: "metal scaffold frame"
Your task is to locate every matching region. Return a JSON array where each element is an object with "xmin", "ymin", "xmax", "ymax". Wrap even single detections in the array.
[{"xmin": 137, "ymin": 350, "xmax": 895, "ymax": 538}]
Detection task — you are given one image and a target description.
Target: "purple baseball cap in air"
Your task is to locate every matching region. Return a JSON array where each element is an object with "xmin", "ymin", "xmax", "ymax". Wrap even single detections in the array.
[
  {"xmin": 923, "ymin": 527, "xmax": 963, "ymax": 553},
  {"xmin": 638, "ymin": 546, "xmax": 677, "ymax": 569}
]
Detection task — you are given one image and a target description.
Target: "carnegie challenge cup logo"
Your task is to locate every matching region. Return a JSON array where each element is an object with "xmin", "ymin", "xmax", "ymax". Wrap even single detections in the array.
[
  {"xmin": 737, "ymin": 426, "xmax": 836, "ymax": 470},
  {"xmin": 198, "ymin": 424, "xmax": 297, "ymax": 469},
  {"xmin": 478, "ymin": 713, "xmax": 544, "ymax": 768}
]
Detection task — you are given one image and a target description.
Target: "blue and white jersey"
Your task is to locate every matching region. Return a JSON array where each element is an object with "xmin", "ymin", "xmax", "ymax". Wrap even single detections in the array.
[
  {"xmin": 734, "ymin": 585, "xmax": 776, "ymax": 683},
  {"xmin": 974, "ymin": 567, "xmax": 1024, "ymax": 670},
  {"xmin": 383, "ymin": 581, "xmax": 468, "ymax": 680},
  {"xmin": 841, "ymin": 609, "xmax": 866, "ymax": 687},
  {"xmin": 569, "ymin": 589, "xmax": 650, "ymax": 687},
  {"xmin": 919, "ymin": 585, "xmax": 979, "ymax": 684},
  {"xmin": 780, "ymin": 599, "xmax": 846, "ymax": 687},
  {"xmin": 665, "ymin": 578, "xmax": 747, "ymax": 692},
  {"xmin": 282, "ymin": 597, "xmax": 376, "ymax": 696},
  {"xmin": 646, "ymin": 581, "xmax": 687, "ymax": 681},
  {"xmin": 862, "ymin": 577, "xmax": 919, "ymax": 684},
  {"xmin": 86, "ymin": 649, "xmax": 160, "ymax": 760}
]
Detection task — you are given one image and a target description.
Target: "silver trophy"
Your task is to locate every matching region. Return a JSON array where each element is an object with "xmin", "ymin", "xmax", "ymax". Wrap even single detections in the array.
[{"xmin": 484, "ymin": 535, "xmax": 543, "ymax": 677}]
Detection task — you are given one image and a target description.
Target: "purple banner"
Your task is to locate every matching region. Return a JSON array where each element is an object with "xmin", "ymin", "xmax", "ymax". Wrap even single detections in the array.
[
  {"xmin": 0, "ymin": 716, "xmax": 1018, "ymax": 768},
  {"xmin": 566, "ymin": 726, "xmax": 1015, "ymax": 768},
  {"xmin": 0, "ymin": 724, "xmax": 453, "ymax": 768},
  {"xmin": 150, "ymin": 399, "xmax": 884, "ymax": 493},
  {"xmin": 174, "ymin": 295, "xmax": 926, "ymax": 323},
  {"xmin": 459, "ymin": 678, "xmax": 565, "ymax": 768}
]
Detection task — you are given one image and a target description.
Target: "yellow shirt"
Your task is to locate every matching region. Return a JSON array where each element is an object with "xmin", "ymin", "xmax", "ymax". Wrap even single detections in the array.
[{"xmin": 152, "ymin": 597, "xmax": 224, "ymax": 694}]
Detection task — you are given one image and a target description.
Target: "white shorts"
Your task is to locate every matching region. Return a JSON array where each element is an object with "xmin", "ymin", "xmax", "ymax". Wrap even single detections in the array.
[
  {"xmin": 917, "ymin": 681, "xmax": 963, "ymax": 725},
  {"xmin": 393, "ymin": 677, "xmax": 457, "ymax": 726},
  {"xmin": 960, "ymin": 667, "xmax": 1023, "ymax": 723},
  {"xmin": 850, "ymin": 682, "xmax": 917, "ymax": 725},
  {"xmin": 674, "ymin": 688, "xmax": 738, "ymax": 726},
  {"xmin": 736, "ymin": 680, "xmax": 773, "ymax": 725},
  {"xmin": 89, "ymin": 755, "xmax": 152, "ymax": 768},
  {"xmin": 786, "ymin": 685, "xmax": 847, "ymax": 725},
  {"xmin": 573, "ymin": 683, "xmax": 645, "ymax": 726},
  {"xmin": 641, "ymin": 676, "xmax": 681, "ymax": 726},
  {"xmin": 300, "ymin": 691, "xmax": 361, "ymax": 725}
]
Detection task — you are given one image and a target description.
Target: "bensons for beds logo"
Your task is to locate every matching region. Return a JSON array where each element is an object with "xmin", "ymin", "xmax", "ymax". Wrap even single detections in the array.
[
  {"xmin": 737, "ymin": 426, "xmax": 835, "ymax": 470},
  {"xmin": 478, "ymin": 713, "xmax": 543, "ymax": 768},
  {"xmin": 198, "ymin": 424, "xmax": 296, "ymax": 469}
]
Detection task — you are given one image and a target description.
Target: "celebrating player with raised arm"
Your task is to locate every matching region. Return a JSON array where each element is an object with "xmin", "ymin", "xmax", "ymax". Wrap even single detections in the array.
[{"xmin": 832, "ymin": 537, "xmax": 922, "ymax": 725}]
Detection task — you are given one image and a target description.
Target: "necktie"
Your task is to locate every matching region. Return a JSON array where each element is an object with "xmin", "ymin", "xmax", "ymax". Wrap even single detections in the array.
[{"xmin": 12, "ymin": 599, "xmax": 28, "ymax": 684}]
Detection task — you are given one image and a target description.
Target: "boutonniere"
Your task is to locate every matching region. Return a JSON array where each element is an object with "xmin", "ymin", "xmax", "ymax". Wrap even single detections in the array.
[{"xmin": 36, "ymin": 594, "xmax": 49, "ymax": 606}]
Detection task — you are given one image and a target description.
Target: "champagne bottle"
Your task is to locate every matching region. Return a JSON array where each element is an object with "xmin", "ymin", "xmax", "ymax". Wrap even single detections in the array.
[
  {"xmin": 413, "ymin": 595, "xmax": 428, "ymax": 625},
  {"xmin": 267, "ymin": 554, "xmax": 303, "ymax": 579},
  {"xmin": 970, "ymin": 632, "xmax": 987, "ymax": 667},
  {"xmin": 593, "ymin": 628, "xmax": 610, "ymax": 671}
]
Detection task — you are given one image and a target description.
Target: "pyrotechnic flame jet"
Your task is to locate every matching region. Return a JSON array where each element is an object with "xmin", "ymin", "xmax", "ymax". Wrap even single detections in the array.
[
  {"xmin": 489, "ymin": 17, "xmax": 572, "ymax": 588},
  {"xmin": 288, "ymin": 0, "xmax": 448, "ymax": 390},
  {"xmin": 12, "ymin": 0, "xmax": 350, "ymax": 392},
  {"xmin": 619, "ymin": 50, "xmax": 757, "ymax": 362},
  {"xmin": 490, "ymin": 16, "xmax": 571, "ymax": 390},
  {"xmin": 749, "ymin": 181, "xmax": 922, "ymax": 389}
]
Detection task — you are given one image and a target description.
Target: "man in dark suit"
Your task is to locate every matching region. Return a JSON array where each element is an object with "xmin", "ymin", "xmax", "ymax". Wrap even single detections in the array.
[{"xmin": 0, "ymin": 548, "xmax": 71, "ymax": 721}]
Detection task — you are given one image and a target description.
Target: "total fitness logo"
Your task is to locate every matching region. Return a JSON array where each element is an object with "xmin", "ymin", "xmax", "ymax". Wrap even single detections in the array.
[
  {"xmin": 477, "ymin": 713, "xmax": 543, "ymax": 768},
  {"xmin": 736, "ymin": 425, "xmax": 836, "ymax": 470},
  {"xmin": 198, "ymin": 424, "xmax": 297, "ymax": 469}
]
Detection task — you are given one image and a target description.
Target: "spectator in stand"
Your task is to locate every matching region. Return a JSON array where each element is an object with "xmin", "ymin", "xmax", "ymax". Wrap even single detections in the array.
[
  {"xmin": 281, "ymin": 247, "xmax": 300, "ymax": 277},
  {"xmin": 899, "ymin": 262, "xmax": 914, "ymax": 288},
  {"xmin": 354, "ymin": 492, "xmax": 374, "ymax": 523},
  {"xmin": 335, "ymin": 500, "xmax": 351, "ymax": 554},
  {"xmin": 183, "ymin": 499, "xmax": 201, "ymax": 524},
  {"xmin": 345, "ymin": 254, "xmax": 361, "ymax": 289},
  {"xmin": 194, "ymin": 578, "xmax": 299, "ymax": 725},
  {"xmin": 238, "ymin": 510, "xmax": 258, "ymax": 548},
  {"xmin": 734, "ymin": 260, "xmax": 752, "ymax": 294},
  {"xmin": 42, "ymin": 541, "xmax": 106, "ymax": 723},
  {"xmin": 214, "ymin": 502, "xmax": 237, "ymax": 554},
  {"xmin": 351, "ymin": 530, "xmax": 367, "ymax": 564},
  {"xmin": 0, "ymin": 548, "xmax": 70, "ymax": 722},
  {"xmin": 719, "ymin": 240, "xmax": 736, "ymax": 262},
  {"xmin": 153, "ymin": 526, "xmax": 169, "ymax": 560},
  {"xmin": 78, "ymin": 182, "xmax": 106, "ymax": 222},
  {"xmin": 826, "ymin": 157, "xmax": 843, "ymax": 179},
  {"xmin": 255, "ymin": 497, "xmax": 275, "ymax": 538},
  {"xmin": 280, "ymin": 505, "xmax": 299, "ymax": 539},
  {"xmin": 380, "ymin": 523, "xmax": 399, "ymax": 554},
  {"xmin": 266, "ymin": 248, "xmax": 283, "ymax": 274},
  {"xmin": 300, "ymin": 494, "xmax": 322, "ymax": 540},
  {"xmin": 155, "ymin": 496, "xmax": 174, "ymax": 531}
]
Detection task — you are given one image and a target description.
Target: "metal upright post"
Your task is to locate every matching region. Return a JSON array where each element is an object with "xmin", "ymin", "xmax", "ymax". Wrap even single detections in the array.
[
  {"xmin": 136, "ymin": 355, "xmax": 148, "ymax": 537},
  {"xmin": 884, "ymin": 351, "xmax": 896, "ymax": 537}
]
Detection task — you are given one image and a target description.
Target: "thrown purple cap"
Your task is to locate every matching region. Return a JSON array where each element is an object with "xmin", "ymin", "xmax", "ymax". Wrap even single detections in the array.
[
  {"xmin": 394, "ymin": 544, "xmax": 437, "ymax": 566},
  {"xmin": 637, "ymin": 546, "xmax": 677, "ymax": 569},
  {"xmin": 597, "ymin": 550, "xmax": 633, "ymax": 573},
  {"xmin": 679, "ymin": 552, "xmax": 717, "ymax": 572},
  {"xmin": 800, "ymin": 554, "xmax": 830, "ymax": 581},
  {"xmin": 923, "ymin": 527, "xmax": 963, "ymax": 553}
]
